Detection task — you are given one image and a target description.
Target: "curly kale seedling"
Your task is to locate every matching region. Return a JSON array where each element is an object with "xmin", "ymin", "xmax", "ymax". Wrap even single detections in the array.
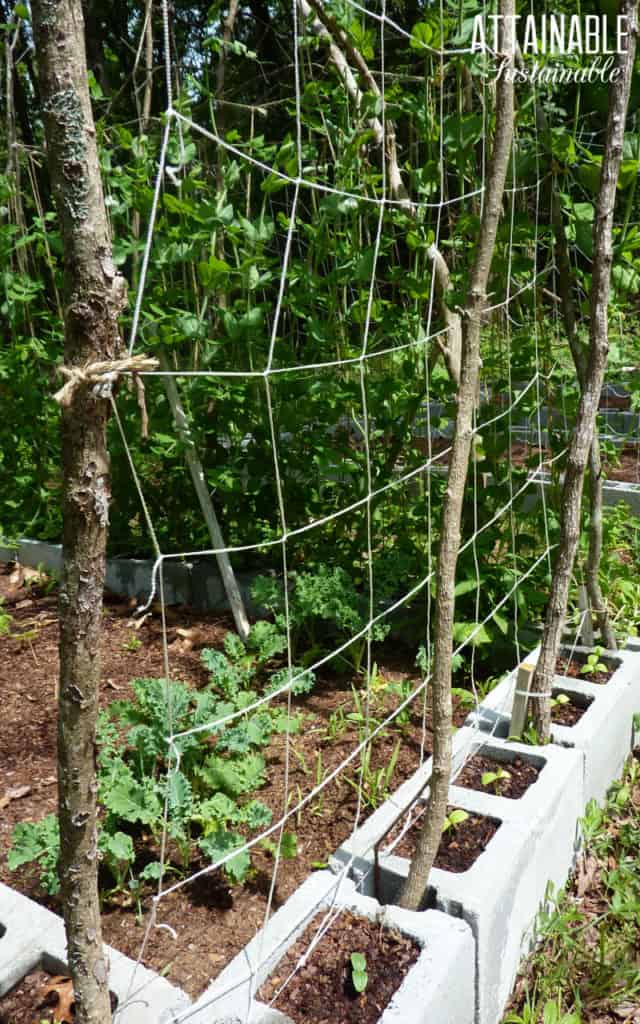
[{"xmin": 350, "ymin": 952, "xmax": 368, "ymax": 994}]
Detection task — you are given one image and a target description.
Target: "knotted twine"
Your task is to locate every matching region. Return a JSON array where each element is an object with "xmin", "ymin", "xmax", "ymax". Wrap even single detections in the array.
[{"xmin": 53, "ymin": 354, "xmax": 159, "ymax": 437}]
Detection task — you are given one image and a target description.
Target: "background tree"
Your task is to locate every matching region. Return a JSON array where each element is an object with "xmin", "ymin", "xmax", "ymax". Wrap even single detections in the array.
[{"xmin": 529, "ymin": 0, "xmax": 639, "ymax": 741}]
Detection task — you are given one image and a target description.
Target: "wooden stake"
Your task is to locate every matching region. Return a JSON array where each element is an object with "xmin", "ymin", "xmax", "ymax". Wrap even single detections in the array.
[
  {"xmin": 160, "ymin": 354, "xmax": 251, "ymax": 640},
  {"xmin": 578, "ymin": 584, "xmax": 595, "ymax": 647},
  {"xmin": 510, "ymin": 662, "xmax": 536, "ymax": 740}
]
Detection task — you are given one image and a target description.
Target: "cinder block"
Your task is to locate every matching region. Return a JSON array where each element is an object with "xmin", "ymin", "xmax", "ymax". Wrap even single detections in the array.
[
  {"xmin": 330, "ymin": 726, "xmax": 480, "ymax": 877},
  {"xmin": 467, "ymin": 643, "xmax": 640, "ymax": 807},
  {"xmin": 331, "ymin": 735, "xmax": 581, "ymax": 1024},
  {"xmin": 0, "ymin": 883, "xmax": 190, "ymax": 1023},
  {"xmin": 187, "ymin": 870, "xmax": 475, "ymax": 1024}
]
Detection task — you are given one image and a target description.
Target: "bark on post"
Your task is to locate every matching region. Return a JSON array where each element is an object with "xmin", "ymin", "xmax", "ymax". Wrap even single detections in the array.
[
  {"xmin": 398, "ymin": 1, "xmax": 515, "ymax": 911},
  {"xmin": 31, "ymin": 1, "xmax": 127, "ymax": 1021},
  {"xmin": 545, "ymin": 133, "xmax": 617, "ymax": 651},
  {"xmin": 530, "ymin": 0, "xmax": 637, "ymax": 741}
]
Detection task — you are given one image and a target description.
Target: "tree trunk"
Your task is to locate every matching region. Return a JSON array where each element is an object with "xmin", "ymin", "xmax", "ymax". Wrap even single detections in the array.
[
  {"xmin": 398, "ymin": 0, "xmax": 515, "ymax": 911},
  {"xmin": 31, "ymin": 1, "xmax": 127, "ymax": 1021},
  {"xmin": 548, "ymin": 167, "xmax": 616, "ymax": 650},
  {"xmin": 585, "ymin": 438, "xmax": 616, "ymax": 648},
  {"xmin": 530, "ymin": 0, "xmax": 637, "ymax": 740}
]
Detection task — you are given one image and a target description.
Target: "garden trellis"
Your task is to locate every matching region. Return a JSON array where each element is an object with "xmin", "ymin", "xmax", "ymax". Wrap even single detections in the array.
[{"xmin": 84, "ymin": 0, "xmax": 582, "ymax": 1016}]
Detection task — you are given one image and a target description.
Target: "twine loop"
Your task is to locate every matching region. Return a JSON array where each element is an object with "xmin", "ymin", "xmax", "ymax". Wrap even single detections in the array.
[{"xmin": 53, "ymin": 354, "xmax": 159, "ymax": 407}]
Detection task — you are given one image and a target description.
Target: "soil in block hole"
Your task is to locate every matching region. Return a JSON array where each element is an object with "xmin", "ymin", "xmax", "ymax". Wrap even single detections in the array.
[
  {"xmin": 258, "ymin": 910, "xmax": 420, "ymax": 1024},
  {"xmin": 555, "ymin": 654, "xmax": 617, "ymax": 685},
  {"xmin": 388, "ymin": 805, "xmax": 500, "ymax": 873},
  {"xmin": 551, "ymin": 691, "xmax": 593, "ymax": 727},
  {"xmin": 455, "ymin": 753, "xmax": 541, "ymax": 799},
  {"xmin": 0, "ymin": 969, "xmax": 117, "ymax": 1024}
]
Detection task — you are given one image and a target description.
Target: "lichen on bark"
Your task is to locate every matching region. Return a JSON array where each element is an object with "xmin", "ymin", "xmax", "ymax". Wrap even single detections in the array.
[{"xmin": 42, "ymin": 86, "xmax": 89, "ymax": 221}]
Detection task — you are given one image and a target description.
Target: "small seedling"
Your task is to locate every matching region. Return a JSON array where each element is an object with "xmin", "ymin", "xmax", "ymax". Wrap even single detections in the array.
[
  {"xmin": 481, "ymin": 767, "xmax": 511, "ymax": 794},
  {"xmin": 325, "ymin": 705, "xmax": 348, "ymax": 742},
  {"xmin": 550, "ymin": 693, "xmax": 571, "ymax": 710},
  {"xmin": 350, "ymin": 952, "xmax": 368, "ymax": 994},
  {"xmin": 0, "ymin": 598, "xmax": 10, "ymax": 637},
  {"xmin": 581, "ymin": 646, "xmax": 608, "ymax": 678},
  {"xmin": 123, "ymin": 634, "xmax": 142, "ymax": 652},
  {"xmin": 442, "ymin": 808, "xmax": 469, "ymax": 834}
]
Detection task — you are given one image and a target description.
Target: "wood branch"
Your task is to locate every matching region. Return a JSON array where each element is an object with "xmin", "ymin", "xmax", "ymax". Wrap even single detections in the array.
[
  {"xmin": 131, "ymin": 0, "xmax": 154, "ymax": 281},
  {"xmin": 530, "ymin": 0, "xmax": 637, "ymax": 740},
  {"xmin": 31, "ymin": 0, "xmax": 128, "ymax": 1020},
  {"xmin": 299, "ymin": 0, "xmax": 464, "ymax": 386},
  {"xmin": 141, "ymin": 0, "xmax": 153, "ymax": 132},
  {"xmin": 428, "ymin": 244, "xmax": 461, "ymax": 386},
  {"xmin": 298, "ymin": 0, "xmax": 410, "ymax": 208},
  {"xmin": 527, "ymin": 44, "xmax": 617, "ymax": 653},
  {"xmin": 213, "ymin": 0, "xmax": 240, "ymax": 313},
  {"xmin": 547, "ymin": 149, "xmax": 617, "ymax": 652},
  {"xmin": 398, "ymin": 0, "xmax": 516, "ymax": 911},
  {"xmin": 159, "ymin": 354, "xmax": 251, "ymax": 641},
  {"xmin": 215, "ymin": 0, "xmax": 240, "ymax": 138}
]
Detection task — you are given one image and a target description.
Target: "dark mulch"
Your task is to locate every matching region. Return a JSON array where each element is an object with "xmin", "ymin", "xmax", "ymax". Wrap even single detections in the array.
[
  {"xmin": 0, "ymin": 561, "xmax": 472, "ymax": 997},
  {"xmin": 551, "ymin": 693, "xmax": 592, "ymax": 727},
  {"xmin": 454, "ymin": 753, "xmax": 541, "ymax": 799},
  {"xmin": 555, "ymin": 654, "xmax": 615, "ymax": 684},
  {"xmin": 388, "ymin": 804, "xmax": 500, "ymax": 873},
  {"xmin": 258, "ymin": 910, "xmax": 420, "ymax": 1024}
]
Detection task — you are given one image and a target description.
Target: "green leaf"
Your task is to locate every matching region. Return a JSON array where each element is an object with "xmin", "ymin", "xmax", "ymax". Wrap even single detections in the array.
[
  {"xmin": 279, "ymin": 831, "xmax": 298, "ymax": 859},
  {"xmin": 242, "ymin": 800, "xmax": 273, "ymax": 830},
  {"xmin": 102, "ymin": 831, "xmax": 134, "ymax": 865},
  {"xmin": 410, "ymin": 21, "xmax": 433, "ymax": 50},
  {"xmin": 198, "ymin": 828, "xmax": 251, "ymax": 883},
  {"xmin": 350, "ymin": 952, "xmax": 366, "ymax": 972},
  {"xmin": 139, "ymin": 861, "xmax": 165, "ymax": 882}
]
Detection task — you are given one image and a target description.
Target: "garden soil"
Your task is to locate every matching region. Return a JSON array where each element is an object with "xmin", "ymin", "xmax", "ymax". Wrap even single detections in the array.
[{"xmin": 0, "ymin": 562, "xmax": 469, "ymax": 998}]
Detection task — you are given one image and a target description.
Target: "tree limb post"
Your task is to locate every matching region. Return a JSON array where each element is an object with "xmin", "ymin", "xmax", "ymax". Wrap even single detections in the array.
[
  {"xmin": 398, "ymin": 0, "xmax": 515, "ymax": 911},
  {"xmin": 530, "ymin": 0, "xmax": 637, "ymax": 740},
  {"xmin": 159, "ymin": 353, "xmax": 251, "ymax": 640},
  {"xmin": 31, "ymin": 0, "xmax": 128, "ymax": 1020},
  {"xmin": 543, "ymin": 115, "xmax": 617, "ymax": 651}
]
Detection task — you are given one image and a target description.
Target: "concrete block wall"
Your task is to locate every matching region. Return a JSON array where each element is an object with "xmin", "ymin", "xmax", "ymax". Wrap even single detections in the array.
[
  {"xmin": 0, "ymin": 538, "xmax": 258, "ymax": 613},
  {"xmin": 330, "ymin": 643, "xmax": 640, "ymax": 1024},
  {"xmin": 332, "ymin": 737, "xmax": 582, "ymax": 1024},
  {"xmin": 186, "ymin": 871, "xmax": 476, "ymax": 1024},
  {"xmin": 467, "ymin": 643, "xmax": 640, "ymax": 807},
  {"xmin": 0, "ymin": 883, "xmax": 190, "ymax": 1023}
]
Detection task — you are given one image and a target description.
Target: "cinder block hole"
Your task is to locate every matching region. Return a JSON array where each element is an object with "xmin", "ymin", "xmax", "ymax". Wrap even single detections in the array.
[
  {"xmin": 0, "ymin": 958, "xmax": 118, "ymax": 1023},
  {"xmin": 39, "ymin": 954, "xmax": 119, "ymax": 1013},
  {"xmin": 551, "ymin": 688, "xmax": 595, "ymax": 728},
  {"xmin": 0, "ymin": 924, "xmax": 6, "ymax": 940},
  {"xmin": 558, "ymin": 645, "xmax": 622, "ymax": 679}
]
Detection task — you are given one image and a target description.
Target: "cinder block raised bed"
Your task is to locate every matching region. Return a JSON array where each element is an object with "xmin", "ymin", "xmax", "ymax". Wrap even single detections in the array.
[
  {"xmin": 0, "ymin": 883, "xmax": 190, "ymax": 1023},
  {"xmin": 331, "ymin": 734, "xmax": 582, "ymax": 1024},
  {"xmin": 187, "ymin": 869, "xmax": 475, "ymax": 1024},
  {"xmin": 467, "ymin": 642, "xmax": 640, "ymax": 807},
  {"xmin": 0, "ymin": 537, "xmax": 258, "ymax": 612}
]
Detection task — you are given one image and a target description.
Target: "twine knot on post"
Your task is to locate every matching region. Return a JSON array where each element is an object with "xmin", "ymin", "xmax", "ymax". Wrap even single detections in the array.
[{"xmin": 53, "ymin": 354, "xmax": 159, "ymax": 407}]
